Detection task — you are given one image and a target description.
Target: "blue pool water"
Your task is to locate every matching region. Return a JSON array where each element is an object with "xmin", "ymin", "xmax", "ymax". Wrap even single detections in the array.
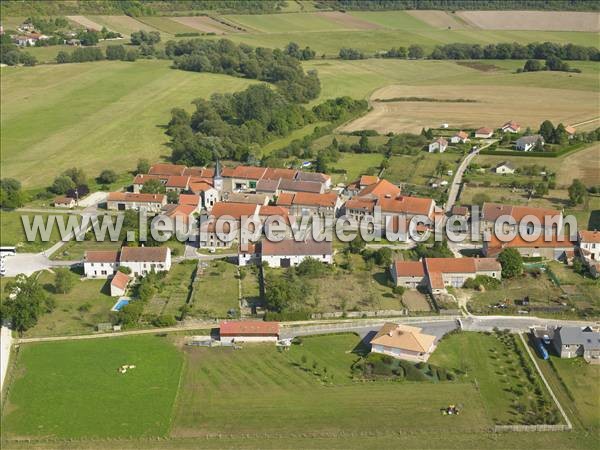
[{"xmin": 111, "ymin": 298, "xmax": 130, "ymax": 312}]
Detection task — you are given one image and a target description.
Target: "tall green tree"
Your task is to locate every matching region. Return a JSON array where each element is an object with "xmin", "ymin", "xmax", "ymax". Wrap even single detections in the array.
[
  {"xmin": 498, "ymin": 248, "xmax": 523, "ymax": 279},
  {"xmin": 568, "ymin": 179, "xmax": 587, "ymax": 205}
]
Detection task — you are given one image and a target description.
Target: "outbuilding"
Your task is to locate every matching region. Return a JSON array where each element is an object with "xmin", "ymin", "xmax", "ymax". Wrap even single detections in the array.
[{"xmin": 219, "ymin": 320, "xmax": 280, "ymax": 343}]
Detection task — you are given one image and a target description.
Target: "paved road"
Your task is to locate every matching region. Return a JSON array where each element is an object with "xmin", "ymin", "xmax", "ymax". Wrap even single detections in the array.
[
  {"xmin": 0, "ymin": 325, "xmax": 13, "ymax": 391},
  {"xmin": 445, "ymin": 139, "xmax": 496, "ymax": 213}
]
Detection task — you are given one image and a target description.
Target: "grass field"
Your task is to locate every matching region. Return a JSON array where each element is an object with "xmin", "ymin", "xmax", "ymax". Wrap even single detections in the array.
[
  {"xmin": 21, "ymin": 270, "xmax": 115, "ymax": 338},
  {"xmin": 1, "ymin": 60, "xmax": 256, "ymax": 188},
  {"xmin": 0, "ymin": 211, "xmax": 63, "ymax": 252},
  {"xmin": 384, "ymin": 152, "xmax": 461, "ymax": 186},
  {"xmin": 2, "ymin": 335, "xmax": 183, "ymax": 439},
  {"xmin": 134, "ymin": 16, "xmax": 198, "ymax": 35},
  {"xmin": 430, "ymin": 331, "xmax": 560, "ymax": 425},
  {"xmin": 191, "ymin": 259, "xmax": 239, "ymax": 318},
  {"xmin": 328, "ymin": 152, "xmax": 384, "ymax": 184},
  {"xmin": 172, "ymin": 334, "xmax": 489, "ymax": 437}
]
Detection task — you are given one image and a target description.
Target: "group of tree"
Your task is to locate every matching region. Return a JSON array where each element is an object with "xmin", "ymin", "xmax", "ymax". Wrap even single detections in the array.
[
  {"xmin": 0, "ymin": 274, "xmax": 55, "ymax": 333},
  {"xmin": 317, "ymin": 1, "xmax": 599, "ymax": 11},
  {"xmin": 167, "ymin": 39, "xmax": 320, "ymax": 103},
  {"xmin": 0, "ymin": 35, "xmax": 37, "ymax": 66},
  {"xmin": 284, "ymin": 42, "xmax": 316, "ymax": 60},
  {"xmin": 57, "ymin": 45, "xmax": 137, "ymax": 63},
  {"xmin": 521, "ymin": 56, "xmax": 578, "ymax": 73},
  {"xmin": 130, "ymin": 30, "xmax": 161, "ymax": 45},
  {"xmin": 264, "ymin": 269, "xmax": 312, "ymax": 313},
  {"xmin": 428, "ymin": 41, "xmax": 598, "ymax": 61},
  {"xmin": 498, "ymin": 248, "xmax": 523, "ymax": 279},
  {"xmin": 339, "ymin": 47, "xmax": 365, "ymax": 60},
  {"xmin": 381, "ymin": 44, "xmax": 424, "ymax": 59},
  {"xmin": 538, "ymin": 120, "xmax": 571, "ymax": 145},
  {"xmin": 50, "ymin": 167, "xmax": 88, "ymax": 197},
  {"xmin": 568, "ymin": 179, "xmax": 587, "ymax": 206},
  {"xmin": 0, "ymin": 178, "xmax": 25, "ymax": 209}
]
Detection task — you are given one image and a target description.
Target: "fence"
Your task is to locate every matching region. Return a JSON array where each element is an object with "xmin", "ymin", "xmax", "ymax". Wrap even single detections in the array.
[
  {"xmin": 494, "ymin": 424, "xmax": 571, "ymax": 432},
  {"xmin": 311, "ymin": 310, "xmax": 408, "ymax": 319}
]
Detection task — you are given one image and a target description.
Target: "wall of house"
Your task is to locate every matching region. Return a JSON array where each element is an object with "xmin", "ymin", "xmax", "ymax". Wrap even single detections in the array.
[
  {"xmin": 84, "ymin": 262, "xmax": 118, "ymax": 278},
  {"xmin": 220, "ymin": 335, "xmax": 278, "ymax": 343},
  {"xmin": 371, "ymin": 344, "xmax": 430, "ymax": 362},
  {"xmin": 261, "ymin": 253, "xmax": 333, "ymax": 268}
]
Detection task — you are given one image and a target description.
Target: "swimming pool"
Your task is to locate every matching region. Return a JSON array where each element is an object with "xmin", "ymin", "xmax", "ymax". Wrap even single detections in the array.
[{"xmin": 111, "ymin": 298, "xmax": 130, "ymax": 312}]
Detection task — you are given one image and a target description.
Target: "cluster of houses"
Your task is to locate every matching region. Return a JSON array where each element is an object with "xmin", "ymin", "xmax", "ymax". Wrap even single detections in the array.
[{"xmin": 427, "ymin": 120, "xmax": 576, "ymax": 153}]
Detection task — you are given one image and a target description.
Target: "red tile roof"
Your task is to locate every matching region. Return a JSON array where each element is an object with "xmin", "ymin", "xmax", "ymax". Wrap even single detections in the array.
[
  {"xmin": 502, "ymin": 121, "xmax": 520, "ymax": 131},
  {"xmin": 482, "ymin": 202, "xmax": 561, "ymax": 224},
  {"xmin": 229, "ymin": 165, "xmax": 267, "ymax": 180},
  {"xmin": 107, "ymin": 192, "xmax": 166, "ymax": 203},
  {"xmin": 220, "ymin": 320, "xmax": 279, "ymax": 336},
  {"xmin": 261, "ymin": 238, "xmax": 332, "ymax": 256},
  {"xmin": 149, "ymin": 163, "xmax": 186, "ymax": 176},
  {"xmin": 291, "ymin": 192, "xmax": 338, "ymax": 208},
  {"xmin": 455, "ymin": 131, "xmax": 469, "ymax": 140},
  {"xmin": 179, "ymin": 194, "xmax": 201, "ymax": 206},
  {"xmin": 110, "ymin": 271, "xmax": 130, "ymax": 291},
  {"xmin": 210, "ymin": 202, "xmax": 258, "ymax": 219},
  {"xmin": 276, "ymin": 192, "xmax": 294, "ymax": 206},
  {"xmin": 120, "ymin": 246, "xmax": 169, "ymax": 263},
  {"xmin": 579, "ymin": 230, "xmax": 600, "ymax": 243},
  {"xmin": 189, "ymin": 181, "xmax": 214, "ymax": 193},
  {"xmin": 359, "ymin": 175, "xmax": 379, "ymax": 186},
  {"xmin": 476, "ymin": 127, "xmax": 493, "ymax": 135},
  {"xmin": 263, "ymin": 167, "xmax": 297, "ymax": 180},
  {"xmin": 133, "ymin": 174, "xmax": 164, "ymax": 185},
  {"xmin": 393, "ymin": 260, "xmax": 425, "ymax": 277},
  {"xmin": 378, "ymin": 195, "xmax": 434, "ymax": 217},
  {"xmin": 85, "ymin": 250, "xmax": 119, "ymax": 263},
  {"xmin": 357, "ymin": 179, "xmax": 401, "ymax": 199},
  {"xmin": 165, "ymin": 175, "xmax": 190, "ymax": 189}
]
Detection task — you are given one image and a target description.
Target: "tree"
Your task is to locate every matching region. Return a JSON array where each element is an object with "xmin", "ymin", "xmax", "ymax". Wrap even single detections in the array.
[
  {"xmin": 296, "ymin": 258, "xmax": 327, "ymax": 278},
  {"xmin": 141, "ymin": 178, "xmax": 165, "ymax": 194},
  {"xmin": 130, "ymin": 30, "xmax": 160, "ymax": 45},
  {"xmin": 358, "ymin": 134, "xmax": 370, "ymax": 153},
  {"xmin": 534, "ymin": 182, "xmax": 549, "ymax": 198},
  {"xmin": 0, "ymin": 178, "xmax": 24, "ymax": 209},
  {"xmin": 63, "ymin": 167, "xmax": 87, "ymax": 186},
  {"xmin": 167, "ymin": 190, "xmax": 179, "ymax": 204},
  {"xmin": 408, "ymin": 45, "xmax": 424, "ymax": 59},
  {"xmin": 124, "ymin": 48, "xmax": 138, "ymax": 62},
  {"xmin": 56, "ymin": 50, "xmax": 70, "ymax": 64},
  {"xmin": 97, "ymin": 169, "xmax": 118, "ymax": 185},
  {"xmin": 374, "ymin": 248, "xmax": 393, "ymax": 267},
  {"xmin": 105, "ymin": 44, "xmax": 126, "ymax": 60},
  {"xmin": 315, "ymin": 154, "xmax": 328, "ymax": 173},
  {"xmin": 137, "ymin": 158, "xmax": 150, "ymax": 174},
  {"xmin": 54, "ymin": 269, "xmax": 74, "ymax": 294},
  {"xmin": 471, "ymin": 192, "xmax": 491, "ymax": 207},
  {"xmin": 553, "ymin": 123, "xmax": 569, "ymax": 145},
  {"xmin": 498, "ymin": 248, "xmax": 523, "ymax": 279},
  {"xmin": 50, "ymin": 175, "xmax": 75, "ymax": 194},
  {"xmin": 568, "ymin": 179, "xmax": 587, "ymax": 205},
  {"xmin": 19, "ymin": 52, "xmax": 37, "ymax": 66},
  {"xmin": 523, "ymin": 59, "xmax": 542, "ymax": 72},
  {"xmin": 0, "ymin": 274, "xmax": 52, "ymax": 333},
  {"xmin": 538, "ymin": 120, "xmax": 555, "ymax": 142}
]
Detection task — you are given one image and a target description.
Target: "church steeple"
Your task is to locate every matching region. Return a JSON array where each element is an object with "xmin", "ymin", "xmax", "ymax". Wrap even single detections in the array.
[{"xmin": 213, "ymin": 158, "xmax": 223, "ymax": 192}]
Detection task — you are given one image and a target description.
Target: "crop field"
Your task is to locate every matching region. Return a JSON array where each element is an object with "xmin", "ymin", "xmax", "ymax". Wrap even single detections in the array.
[
  {"xmin": 341, "ymin": 84, "xmax": 599, "ymax": 134},
  {"xmin": 87, "ymin": 15, "xmax": 158, "ymax": 35},
  {"xmin": 456, "ymin": 11, "xmax": 600, "ymax": 32},
  {"xmin": 134, "ymin": 16, "xmax": 199, "ymax": 35},
  {"xmin": 64, "ymin": 15, "xmax": 105, "ymax": 31},
  {"xmin": 0, "ymin": 60, "xmax": 256, "ymax": 188},
  {"xmin": 406, "ymin": 10, "xmax": 472, "ymax": 29},
  {"xmin": 171, "ymin": 16, "xmax": 242, "ymax": 34},
  {"xmin": 1, "ymin": 335, "xmax": 183, "ymax": 439}
]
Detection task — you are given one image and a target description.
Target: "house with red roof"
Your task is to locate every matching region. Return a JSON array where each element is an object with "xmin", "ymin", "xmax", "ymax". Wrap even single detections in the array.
[
  {"xmin": 475, "ymin": 127, "xmax": 494, "ymax": 139},
  {"xmin": 450, "ymin": 131, "xmax": 469, "ymax": 144},
  {"xmin": 391, "ymin": 257, "xmax": 501, "ymax": 294},
  {"xmin": 219, "ymin": 320, "xmax": 280, "ymax": 343},
  {"xmin": 110, "ymin": 271, "xmax": 131, "ymax": 297},
  {"xmin": 483, "ymin": 232, "xmax": 575, "ymax": 261},
  {"xmin": 106, "ymin": 192, "xmax": 166, "ymax": 212},
  {"xmin": 84, "ymin": 247, "xmax": 171, "ymax": 278},
  {"xmin": 578, "ymin": 230, "xmax": 600, "ymax": 278},
  {"xmin": 501, "ymin": 121, "xmax": 521, "ymax": 133}
]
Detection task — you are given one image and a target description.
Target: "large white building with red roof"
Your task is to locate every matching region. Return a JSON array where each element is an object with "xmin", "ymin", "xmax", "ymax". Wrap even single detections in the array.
[{"xmin": 84, "ymin": 247, "xmax": 171, "ymax": 278}]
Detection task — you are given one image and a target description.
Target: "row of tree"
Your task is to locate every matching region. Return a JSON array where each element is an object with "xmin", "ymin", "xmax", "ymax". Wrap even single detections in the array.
[
  {"xmin": 521, "ymin": 56, "xmax": 579, "ymax": 73},
  {"xmin": 166, "ymin": 39, "xmax": 321, "ymax": 103},
  {"xmin": 56, "ymin": 45, "xmax": 138, "ymax": 63}
]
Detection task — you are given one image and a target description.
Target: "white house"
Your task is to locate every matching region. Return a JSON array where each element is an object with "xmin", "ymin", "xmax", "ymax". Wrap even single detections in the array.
[
  {"xmin": 119, "ymin": 246, "xmax": 171, "ymax": 277},
  {"xmin": 515, "ymin": 135, "xmax": 544, "ymax": 151},
  {"xmin": 54, "ymin": 196, "xmax": 76, "ymax": 208},
  {"xmin": 450, "ymin": 131, "xmax": 469, "ymax": 144},
  {"xmin": 578, "ymin": 230, "xmax": 600, "ymax": 278},
  {"xmin": 494, "ymin": 161, "xmax": 515, "ymax": 174},
  {"xmin": 501, "ymin": 121, "xmax": 521, "ymax": 133},
  {"xmin": 428, "ymin": 137, "xmax": 448, "ymax": 153},
  {"xmin": 83, "ymin": 250, "xmax": 120, "ymax": 278},
  {"xmin": 261, "ymin": 239, "xmax": 333, "ymax": 268},
  {"xmin": 475, "ymin": 127, "xmax": 494, "ymax": 138},
  {"xmin": 110, "ymin": 271, "xmax": 131, "ymax": 297},
  {"xmin": 370, "ymin": 323, "xmax": 437, "ymax": 362},
  {"xmin": 84, "ymin": 247, "xmax": 171, "ymax": 279},
  {"xmin": 189, "ymin": 181, "xmax": 219, "ymax": 211}
]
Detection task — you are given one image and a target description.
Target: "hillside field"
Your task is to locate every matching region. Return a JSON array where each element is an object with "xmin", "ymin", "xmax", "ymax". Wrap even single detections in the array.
[{"xmin": 0, "ymin": 60, "xmax": 256, "ymax": 188}]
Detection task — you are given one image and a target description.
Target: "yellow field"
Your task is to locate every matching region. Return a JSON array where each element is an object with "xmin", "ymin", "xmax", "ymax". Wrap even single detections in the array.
[
  {"xmin": 341, "ymin": 84, "xmax": 599, "ymax": 134},
  {"xmin": 457, "ymin": 11, "xmax": 600, "ymax": 32}
]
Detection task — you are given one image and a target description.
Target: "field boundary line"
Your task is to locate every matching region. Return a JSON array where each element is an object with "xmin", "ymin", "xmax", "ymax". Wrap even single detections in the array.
[{"xmin": 518, "ymin": 333, "xmax": 572, "ymax": 430}]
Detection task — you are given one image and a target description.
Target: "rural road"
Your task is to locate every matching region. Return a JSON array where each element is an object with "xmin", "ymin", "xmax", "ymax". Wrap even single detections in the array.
[
  {"xmin": 445, "ymin": 139, "xmax": 496, "ymax": 213},
  {"xmin": 0, "ymin": 325, "xmax": 13, "ymax": 391}
]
